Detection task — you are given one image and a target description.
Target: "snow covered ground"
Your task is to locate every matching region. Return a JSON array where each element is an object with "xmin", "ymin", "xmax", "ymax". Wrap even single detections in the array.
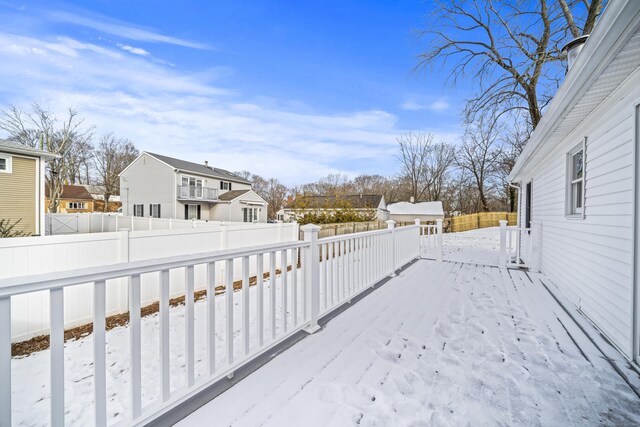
[
  {"xmin": 442, "ymin": 226, "xmax": 501, "ymax": 266},
  {"xmin": 11, "ymin": 227, "xmax": 640, "ymax": 426}
]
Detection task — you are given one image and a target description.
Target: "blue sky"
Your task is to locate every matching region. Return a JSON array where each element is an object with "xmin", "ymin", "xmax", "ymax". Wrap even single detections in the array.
[{"xmin": 0, "ymin": 0, "xmax": 468, "ymax": 185}]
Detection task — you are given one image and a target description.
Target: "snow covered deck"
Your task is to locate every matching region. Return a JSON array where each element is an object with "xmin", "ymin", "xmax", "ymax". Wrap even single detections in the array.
[{"xmin": 179, "ymin": 230, "xmax": 640, "ymax": 426}]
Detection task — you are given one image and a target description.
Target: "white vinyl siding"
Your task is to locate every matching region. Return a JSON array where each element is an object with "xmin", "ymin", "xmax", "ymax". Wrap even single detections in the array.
[
  {"xmin": 517, "ymin": 81, "xmax": 637, "ymax": 356},
  {"xmin": 120, "ymin": 154, "xmax": 176, "ymax": 218}
]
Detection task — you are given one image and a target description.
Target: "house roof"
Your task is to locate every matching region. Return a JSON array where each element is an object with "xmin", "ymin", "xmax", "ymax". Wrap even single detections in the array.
[
  {"xmin": 509, "ymin": 0, "xmax": 640, "ymax": 181},
  {"xmin": 218, "ymin": 189, "xmax": 251, "ymax": 201},
  {"xmin": 285, "ymin": 195, "xmax": 384, "ymax": 210},
  {"xmin": 0, "ymin": 138, "xmax": 57, "ymax": 159},
  {"xmin": 144, "ymin": 152, "xmax": 251, "ymax": 184},
  {"xmin": 83, "ymin": 184, "xmax": 105, "ymax": 195},
  {"xmin": 45, "ymin": 184, "xmax": 94, "ymax": 200},
  {"xmin": 387, "ymin": 201, "xmax": 444, "ymax": 216}
]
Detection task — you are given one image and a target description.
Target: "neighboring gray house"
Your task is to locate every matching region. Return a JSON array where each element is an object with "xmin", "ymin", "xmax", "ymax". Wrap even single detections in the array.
[
  {"xmin": 120, "ymin": 152, "xmax": 268, "ymax": 222},
  {"xmin": 387, "ymin": 201, "xmax": 444, "ymax": 223},
  {"xmin": 509, "ymin": 0, "xmax": 640, "ymax": 365}
]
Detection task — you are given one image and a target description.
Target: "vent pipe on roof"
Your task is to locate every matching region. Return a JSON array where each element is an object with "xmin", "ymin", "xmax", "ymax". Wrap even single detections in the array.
[{"xmin": 562, "ymin": 35, "xmax": 589, "ymax": 71}]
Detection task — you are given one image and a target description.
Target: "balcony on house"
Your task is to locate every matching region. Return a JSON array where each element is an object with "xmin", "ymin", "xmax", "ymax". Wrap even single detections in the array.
[{"xmin": 176, "ymin": 184, "xmax": 218, "ymax": 202}]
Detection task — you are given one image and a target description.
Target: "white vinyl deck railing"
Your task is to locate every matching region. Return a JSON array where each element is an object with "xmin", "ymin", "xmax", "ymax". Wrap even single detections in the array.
[
  {"xmin": 499, "ymin": 220, "xmax": 533, "ymax": 268},
  {"xmin": 0, "ymin": 220, "xmax": 442, "ymax": 426}
]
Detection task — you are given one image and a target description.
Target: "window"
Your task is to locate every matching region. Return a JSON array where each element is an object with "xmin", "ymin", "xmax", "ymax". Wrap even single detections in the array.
[
  {"xmin": 133, "ymin": 204, "xmax": 144, "ymax": 217},
  {"xmin": 149, "ymin": 204, "xmax": 161, "ymax": 218},
  {"xmin": 184, "ymin": 204, "xmax": 201, "ymax": 220},
  {"xmin": 0, "ymin": 155, "xmax": 11, "ymax": 173},
  {"xmin": 68, "ymin": 202, "xmax": 85, "ymax": 210},
  {"xmin": 567, "ymin": 141, "xmax": 585, "ymax": 216},
  {"xmin": 220, "ymin": 181, "xmax": 232, "ymax": 191},
  {"xmin": 243, "ymin": 207, "xmax": 259, "ymax": 222},
  {"xmin": 182, "ymin": 176, "xmax": 203, "ymax": 198}
]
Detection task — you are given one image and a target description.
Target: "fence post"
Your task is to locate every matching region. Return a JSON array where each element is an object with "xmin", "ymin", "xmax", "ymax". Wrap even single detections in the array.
[
  {"xmin": 302, "ymin": 224, "xmax": 321, "ymax": 334},
  {"xmin": 131, "ymin": 216, "xmax": 134, "ymax": 231},
  {"xmin": 115, "ymin": 215, "xmax": 119, "ymax": 231},
  {"xmin": 436, "ymin": 219, "xmax": 443, "ymax": 262},
  {"xmin": 169, "ymin": 217, "xmax": 173, "ymax": 230},
  {"xmin": 386, "ymin": 220, "xmax": 396, "ymax": 277},
  {"xmin": 118, "ymin": 230, "xmax": 130, "ymax": 313},
  {"xmin": 499, "ymin": 220, "xmax": 507, "ymax": 267}
]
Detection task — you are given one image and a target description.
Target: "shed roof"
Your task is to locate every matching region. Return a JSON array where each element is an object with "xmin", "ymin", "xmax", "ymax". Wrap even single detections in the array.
[
  {"xmin": 387, "ymin": 201, "xmax": 444, "ymax": 216},
  {"xmin": 0, "ymin": 138, "xmax": 57, "ymax": 159},
  {"xmin": 145, "ymin": 152, "xmax": 251, "ymax": 184}
]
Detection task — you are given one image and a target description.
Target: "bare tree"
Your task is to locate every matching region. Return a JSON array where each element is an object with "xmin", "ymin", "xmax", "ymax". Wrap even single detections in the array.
[
  {"xmin": 94, "ymin": 134, "xmax": 139, "ymax": 211},
  {"xmin": 261, "ymin": 178, "xmax": 289, "ymax": 220},
  {"xmin": 418, "ymin": 0, "xmax": 605, "ymax": 128},
  {"xmin": 0, "ymin": 104, "xmax": 93, "ymax": 212},
  {"xmin": 425, "ymin": 142, "xmax": 456, "ymax": 201},
  {"xmin": 457, "ymin": 114, "xmax": 503, "ymax": 212},
  {"xmin": 396, "ymin": 132, "xmax": 433, "ymax": 202}
]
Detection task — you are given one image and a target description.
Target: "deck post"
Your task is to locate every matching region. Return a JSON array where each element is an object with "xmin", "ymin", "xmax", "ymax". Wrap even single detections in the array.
[
  {"xmin": 386, "ymin": 220, "xmax": 396, "ymax": 277},
  {"xmin": 414, "ymin": 219, "xmax": 421, "ymax": 259},
  {"xmin": 499, "ymin": 220, "xmax": 508, "ymax": 267},
  {"xmin": 436, "ymin": 219, "xmax": 443, "ymax": 262},
  {"xmin": 302, "ymin": 224, "xmax": 322, "ymax": 334}
]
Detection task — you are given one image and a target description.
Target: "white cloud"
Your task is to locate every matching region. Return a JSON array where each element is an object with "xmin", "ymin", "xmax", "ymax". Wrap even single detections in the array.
[
  {"xmin": 118, "ymin": 44, "xmax": 150, "ymax": 57},
  {"xmin": 0, "ymin": 31, "xmax": 457, "ymax": 185},
  {"xmin": 401, "ymin": 98, "xmax": 450, "ymax": 112},
  {"xmin": 48, "ymin": 11, "xmax": 209, "ymax": 50}
]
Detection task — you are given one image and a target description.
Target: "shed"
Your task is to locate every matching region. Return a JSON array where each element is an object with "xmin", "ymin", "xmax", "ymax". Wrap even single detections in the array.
[{"xmin": 387, "ymin": 201, "xmax": 444, "ymax": 223}]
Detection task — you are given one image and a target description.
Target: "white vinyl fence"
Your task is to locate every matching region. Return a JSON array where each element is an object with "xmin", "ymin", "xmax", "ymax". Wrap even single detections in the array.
[
  {"xmin": 1, "ymin": 222, "xmax": 299, "ymax": 342},
  {"xmin": 0, "ymin": 221, "xmax": 431, "ymax": 426},
  {"xmin": 45, "ymin": 213, "xmax": 231, "ymax": 235}
]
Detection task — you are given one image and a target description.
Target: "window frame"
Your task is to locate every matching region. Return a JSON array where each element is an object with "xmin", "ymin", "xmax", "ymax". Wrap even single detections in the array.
[
  {"xmin": 243, "ymin": 207, "xmax": 259, "ymax": 223},
  {"xmin": 133, "ymin": 204, "xmax": 144, "ymax": 217},
  {"xmin": 0, "ymin": 154, "xmax": 12, "ymax": 174},
  {"xmin": 68, "ymin": 202, "xmax": 86, "ymax": 210},
  {"xmin": 566, "ymin": 139, "xmax": 587, "ymax": 219},
  {"xmin": 149, "ymin": 204, "xmax": 161, "ymax": 218}
]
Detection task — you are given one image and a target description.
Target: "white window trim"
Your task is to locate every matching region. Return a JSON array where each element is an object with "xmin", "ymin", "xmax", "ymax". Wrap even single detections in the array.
[
  {"xmin": 243, "ymin": 207, "xmax": 259, "ymax": 223},
  {"xmin": 0, "ymin": 154, "xmax": 12, "ymax": 174},
  {"xmin": 565, "ymin": 138, "xmax": 587, "ymax": 219}
]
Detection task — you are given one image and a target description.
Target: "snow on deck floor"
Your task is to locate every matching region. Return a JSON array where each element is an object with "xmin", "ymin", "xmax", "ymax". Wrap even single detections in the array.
[
  {"xmin": 179, "ymin": 261, "xmax": 640, "ymax": 426},
  {"xmin": 442, "ymin": 226, "xmax": 501, "ymax": 266}
]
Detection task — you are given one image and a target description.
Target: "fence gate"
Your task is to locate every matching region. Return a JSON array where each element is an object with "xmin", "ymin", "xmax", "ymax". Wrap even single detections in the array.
[{"xmin": 46, "ymin": 214, "xmax": 79, "ymax": 235}]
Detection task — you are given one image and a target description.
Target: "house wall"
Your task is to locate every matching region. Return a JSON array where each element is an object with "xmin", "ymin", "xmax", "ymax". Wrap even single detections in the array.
[
  {"xmin": 120, "ymin": 153, "xmax": 176, "ymax": 219},
  {"xmin": 210, "ymin": 192, "xmax": 268, "ymax": 222},
  {"xmin": 0, "ymin": 154, "xmax": 37, "ymax": 235},
  {"xmin": 518, "ymin": 69, "xmax": 640, "ymax": 358}
]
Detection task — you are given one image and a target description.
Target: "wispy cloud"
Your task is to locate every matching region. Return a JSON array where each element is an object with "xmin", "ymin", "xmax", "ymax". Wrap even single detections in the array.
[
  {"xmin": 401, "ymin": 98, "xmax": 450, "ymax": 112},
  {"xmin": 118, "ymin": 43, "xmax": 150, "ymax": 57},
  {"xmin": 48, "ymin": 11, "xmax": 209, "ymax": 50},
  {"xmin": 0, "ymin": 28, "xmax": 457, "ymax": 184}
]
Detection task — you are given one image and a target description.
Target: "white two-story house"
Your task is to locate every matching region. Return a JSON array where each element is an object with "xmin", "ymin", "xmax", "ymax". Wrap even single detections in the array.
[{"xmin": 120, "ymin": 152, "xmax": 268, "ymax": 223}]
